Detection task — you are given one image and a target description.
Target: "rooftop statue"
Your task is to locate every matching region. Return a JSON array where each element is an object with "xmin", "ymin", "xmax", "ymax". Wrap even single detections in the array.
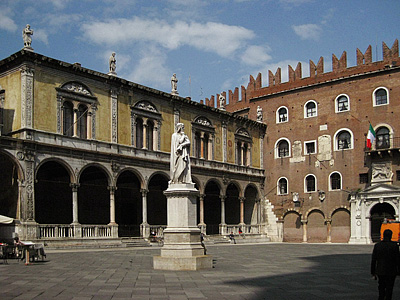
[
  {"xmin": 219, "ymin": 93, "xmax": 225, "ymax": 110},
  {"xmin": 22, "ymin": 24, "xmax": 33, "ymax": 49},
  {"xmin": 170, "ymin": 123, "xmax": 192, "ymax": 184},
  {"xmin": 108, "ymin": 52, "xmax": 117, "ymax": 75},
  {"xmin": 171, "ymin": 73, "xmax": 178, "ymax": 95},
  {"xmin": 257, "ymin": 105, "xmax": 263, "ymax": 122}
]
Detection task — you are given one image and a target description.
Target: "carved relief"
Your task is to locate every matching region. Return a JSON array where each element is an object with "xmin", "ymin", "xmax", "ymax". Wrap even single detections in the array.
[
  {"xmin": 371, "ymin": 162, "xmax": 393, "ymax": 184},
  {"xmin": 290, "ymin": 140, "xmax": 305, "ymax": 163},
  {"xmin": 63, "ymin": 82, "xmax": 91, "ymax": 96},
  {"xmin": 317, "ymin": 135, "xmax": 332, "ymax": 161},
  {"xmin": 135, "ymin": 101, "xmax": 158, "ymax": 113},
  {"xmin": 21, "ymin": 66, "xmax": 34, "ymax": 129},
  {"xmin": 195, "ymin": 116, "xmax": 212, "ymax": 127},
  {"xmin": 111, "ymin": 89, "xmax": 118, "ymax": 143}
]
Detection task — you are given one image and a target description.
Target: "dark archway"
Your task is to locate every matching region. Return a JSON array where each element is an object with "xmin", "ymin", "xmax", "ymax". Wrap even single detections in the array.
[
  {"xmin": 35, "ymin": 161, "xmax": 72, "ymax": 224},
  {"xmin": 370, "ymin": 202, "xmax": 395, "ymax": 243},
  {"xmin": 78, "ymin": 166, "xmax": 109, "ymax": 224},
  {"xmin": 115, "ymin": 171, "xmax": 142, "ymax": 237},
  {"xmin": 204, "ymin": 181, "xmax": 221, "ymax": 235},
  {"xmin": 226, "ymin": 183, "xmax": 240, "ymax": 225},
  {"xmin": 147, "ymin": 174, "xmax": 168, "ymax": 225},
  {"xmin": 0, "ymin": 152, "xmax": 19, "ymax": 218},
  {"xmin": 244, "ymin": 185, "xmax": 258, "ymax": 224},
  {"xmin": 283, "ymin": 212, "xmax": 302, "ymax": 242}
]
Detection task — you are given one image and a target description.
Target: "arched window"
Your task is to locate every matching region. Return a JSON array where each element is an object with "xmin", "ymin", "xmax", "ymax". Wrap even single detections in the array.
[
  {"xmin": 334, "ymin": 129, "xmax": 353, "ymax": 150},
  {"xmin": 235, "ymin": 128, "xmax": 252, "ymax": 166},
  {"xmin": 146, "ymin": 120, "xmax": 154, "ymax": 150},
  {"xmin": 131, "ymin": 100, "xmax": 161, "ymax": 151},
  {"xmin": 376, "ymin": 127, "xmax": 390, "ymax": 149},
  {"xmin": 277, "ymin": 140, "xmax": 289, "ymax": 158},
  {"xmin": 135, "ymin": 118, "xmax": 143, "ymax": 149},
  {"xmin": 336, "ymin": 94, "xmax": 349, "ymax": 112},
  {"xmin": 277, "ymin": 106, "xmax": 288, "ymax": 123},
  {"xmin": 192, "ymin": 116, "xmax": 215, "ymax": 160},
  {"xmin": 77, "ymin": 104, "xmax": 88, "ymax": 139},
  {"xmin": 305, "ymin": 174, "xmax": 316, "ymax": 192},
  {"xmin": 373, "ymin": 87, "xmax": 389, "ymax": 106},
  {"xmin": 278, "ymin": 177, "xmax": 288, "ymax": 195},
  {"xmin": 330, "ymin": 172, "xmax": 341, "ymax": 190},
  {"xmin": 304, "ymin": 100, "xmax": 317, "ymax": 118},
  {"xmin": 57, "ymin": 81, "xmax": 97, "ymax": 139},
  {"xmin": 63, "ymin": 101, "xmax": 73, "ymax": 137}
]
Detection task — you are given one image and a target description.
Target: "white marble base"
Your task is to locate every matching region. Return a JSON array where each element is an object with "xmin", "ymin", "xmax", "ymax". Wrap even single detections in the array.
[{"xmin": 153, "ymin": 182, "xmax": 213, "ymax": 270}]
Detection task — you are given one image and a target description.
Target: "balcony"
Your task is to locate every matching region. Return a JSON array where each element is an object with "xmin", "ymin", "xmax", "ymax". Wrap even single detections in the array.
[{"xmin": 365, "ymin": 136, "xmax": 400, "ymax": 155}]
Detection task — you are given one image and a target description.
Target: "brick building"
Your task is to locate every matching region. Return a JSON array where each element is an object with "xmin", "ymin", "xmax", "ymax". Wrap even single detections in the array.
[{"xmin": 221, "ymin": 40, "xmax": 400, "ymax": 243}]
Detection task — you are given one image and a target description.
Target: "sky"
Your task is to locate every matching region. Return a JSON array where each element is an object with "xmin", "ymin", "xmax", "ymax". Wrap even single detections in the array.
[{"xmin": 0, "ymin": 0, "xmax": 399, "ymax": 103}]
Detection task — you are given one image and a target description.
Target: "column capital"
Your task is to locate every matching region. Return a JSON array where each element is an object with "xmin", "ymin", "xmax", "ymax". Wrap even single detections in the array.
[
  {"xmin": 108, "ymin": 185, "xmax": 117, "ymax": 193},
  {"xmin": 199, "ymin": 194, "xmax": 205, "ymax": 200},
  {"xmin": 219, "ymin": 195, "xmax": 227, "ymax": 201},
  {"xmin": 70, "ymin": 183, "xmax": 80, "ymax": 192},
  {"xmin": 140, "ymin": 189, "xmax": 149, "ymax": 195},
  {"xmin": 239, "ymin": 196, "xmax": 245, "ymax": 203}
]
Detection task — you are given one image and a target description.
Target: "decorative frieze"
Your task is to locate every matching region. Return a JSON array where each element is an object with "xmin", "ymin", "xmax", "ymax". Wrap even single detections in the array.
[
  {"xmin": 110, "ymin": 89, "xmax": 118, "ymax": 143},
  {"xmin": 21, "ymin": 66, "xmax": 34, "ymax": 130}
]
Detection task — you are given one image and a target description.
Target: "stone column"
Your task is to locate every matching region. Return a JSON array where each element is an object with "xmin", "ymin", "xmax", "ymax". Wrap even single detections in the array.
[
  {"xmin": 302, "ymin": 220, "xmax": 308, "ymax": 243},
  {"xmin": 130, "ymin": 111, "xmax": 136, "ymax": 147},
  {"xmin": 108, "ymin": 186, "xmax": 117, "ymax": 225},
  {"xmin": 143, "ymin": 117, "xmax": 148, "ymax": 149},
  {"xmin": 153, "ymin": 122, "xmax": 158, "ymax": 151},
  {"xmin": 87, "ymin": 111, "xmax": 92, "ymax": 139},
  {"xmin": 70, "ymin": 183, "xmax": 80, "ymax": 224},
  {"xmin": 260, "ymin": 132, "xmax": 265, "ymax": 169},
  {"xmin": 140, "ymin": 189, "xmax": 149, "ymax": 237},
  {"xmin": 21, "ymin": 66, "xmax": 34, "ymax": 131},
  {"xmin": 239, "ymin": 197, "xmax": 245, "ymax": 225},
  {"xmin": 208, "ymin": 135, "xmax": 213, "ymax": 160},
  {"xmin": 247, "ymin": 144, "xmax": 251, "ymax": 167},
  {"xmin": 220, "ymin": 195, "xmax": 227, "ymax": 235},
  {"xmin": 200, "ymin": 132, "xmax": 205, "ymax": 159},
  {"xmin": 326, "ymin": 219, "xmax": 332, "ymax": 243},
  {"xmin": 241, "ymin": 142, "xmax": 245, "ymax": 166},
  {"xmin": 73, "ymin": 107, "xmax": 78, "ymax": 137}
]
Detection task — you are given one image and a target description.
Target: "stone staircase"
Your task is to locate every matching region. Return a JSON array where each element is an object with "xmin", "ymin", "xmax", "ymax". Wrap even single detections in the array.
[
  {"xmin": 121, "ymin": 237, "xmax": 151, "ymax": 247},
  {"xmin": 204, "ymin": 234, "xmax": 270, "ymax": 245}
]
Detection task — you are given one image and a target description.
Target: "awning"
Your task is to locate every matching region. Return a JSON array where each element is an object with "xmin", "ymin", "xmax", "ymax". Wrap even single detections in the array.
[{"xmin": 0, "ymin": 215, "xmax": 14, "ymax": 224}]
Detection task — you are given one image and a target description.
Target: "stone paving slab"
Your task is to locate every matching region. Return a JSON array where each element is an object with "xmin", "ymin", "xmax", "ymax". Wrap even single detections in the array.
[{"xmin": 1, "ymin": 243, "xmax": 399, "ymax": 299}]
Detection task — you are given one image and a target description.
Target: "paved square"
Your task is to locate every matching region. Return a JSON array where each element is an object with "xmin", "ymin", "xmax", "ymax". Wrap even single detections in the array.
[{"xmin": 1, "ymin": 243, "xmax": 399, "ymax": 299}]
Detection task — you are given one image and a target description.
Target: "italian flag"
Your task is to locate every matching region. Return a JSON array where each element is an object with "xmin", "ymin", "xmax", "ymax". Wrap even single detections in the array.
[{"xmin": 367, "ymin": 124, "xmax": 376, "ymax": 149}]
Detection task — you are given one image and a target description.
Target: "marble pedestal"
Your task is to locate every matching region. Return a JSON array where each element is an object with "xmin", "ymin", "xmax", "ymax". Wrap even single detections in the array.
[{"xmin": 153, "ymin": 183, "xmax": 212, "ymax": 270}]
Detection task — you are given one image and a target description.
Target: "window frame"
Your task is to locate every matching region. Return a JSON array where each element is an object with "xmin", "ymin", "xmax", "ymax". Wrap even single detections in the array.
[
  {"xmin": 276, "ymin": 106, "xmax": 289, "ymax": 124},
  {"xmin": 304, "ymin": 140, "xmax": 317, "ymax": 155},
  {"xmin": 277, "ymin": 177, "xmax": 289, "ymax": 195},
  {"xmin": 275, "ymin": 138, "xmax": 291, "ymax": 159},
  {"xmin": 304, "ymin": 174, "xmax": 317, "ymax": 193},
  {"xmin": 335, "ymin": 94, "xmax": 350, "ymax": 113},
  {"xmin": 373, "ymin": 87, "xmax": 389, "ymax": 107},
  {"xmin": 304, "ymin": 100, "xmax": 318, "ymax": 118},
  {"xmin": 334, "ymin": 128, "xmax": 354, "ymax": 151},
  {"xmin": 329, "ymin": 172, "xmax": 342, "ymax": 191}
]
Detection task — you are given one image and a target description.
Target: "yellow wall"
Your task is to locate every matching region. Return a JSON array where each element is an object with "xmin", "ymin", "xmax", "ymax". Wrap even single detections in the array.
[
  {"xmin": 227, "ymin": 124, "xmax": 235, "ymax": 164},
  {"xmin": 251, "ymin": 134, "xmax": 260, "ymax": 168},
  {"xmin": 117, "ymin": 93, "xmax": 131, "ymax": 146},
  {"xmin": 92, "ymin": 87, "xmax": 110, "ymax": 142},
  {"xmin": 0, "ymin": 71, "xmax": 21, "ymax": 132},
  {"xmin": 34, "ymin": 71, "xmax": 59, "ymax": 133},
  {"xmin": 214, "ymin": 121, "xmax": 223, "ymax": 161},
  {"xmin": 160, "ymin": 105, "xmax": 174, "ymax": 152}
]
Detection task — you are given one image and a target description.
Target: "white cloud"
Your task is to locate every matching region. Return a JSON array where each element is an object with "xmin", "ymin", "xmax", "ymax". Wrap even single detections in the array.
[
  {"xmin": 34, "ymin": 29, "xmax": 49, "ymax": 45},
  {"xmin": 240, "ymin": 45, "xmax": 272, "ymax": 66},
  {"xmin": 292, "ymin": 24, "xmax": 322, "ymax": 41},
  {"xmin": 81, "ymin": 17, "xmax": 255, "ymax": 58},
  {"xmin": 0, "ymin": 8, "xmax": 18, "ymax": 32},
  {"xmin": 127, "ymin": 47, "xmax": 170, "ymax": 88}
]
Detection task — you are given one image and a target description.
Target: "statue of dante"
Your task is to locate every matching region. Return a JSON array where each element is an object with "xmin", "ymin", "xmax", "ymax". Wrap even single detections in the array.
[
  {"xmin": 170, "ymin": 123, "xmax": 192, "ymax": 184},
  {"xmin": 109, "ymin": 52, "xmax": 116, "ymax": 73},
  {"xmin": 22, "ymin": 24, "xmax": 33, "ymax": 48}
]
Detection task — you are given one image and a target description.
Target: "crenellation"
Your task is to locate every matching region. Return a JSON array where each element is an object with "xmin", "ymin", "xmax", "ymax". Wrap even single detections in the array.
[
  {"xmin": 332, "ymin": 51, "xmax": 347, "ymax": 72},
  {"xmin": 356, "ymin": 45, "xmax": 372, "ymax": 66},
  {"xmin": 241, "ymin": 85, "xmax": 246, "ymax": 103},
  {"xmin": 268, "ymin": 68, "xmax": 281, "ymax": 86},
  {"xmin": 288, "ymin": 62, "xmax": 302, "ymax": 82},
  {"xmin": 383, "ymin": 39, "xmax": 399, "ymax": 62},
  {"xmin": 309, "ymin": 57, "xmax": 324, "ymax": 77}
]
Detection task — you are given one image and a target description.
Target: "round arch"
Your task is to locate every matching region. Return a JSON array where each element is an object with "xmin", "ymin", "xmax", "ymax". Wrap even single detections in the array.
[
  {"xmin": 78, "ymin": 165, "xmax": 110, "ymax": 224},
  {"xmin": 35, "ymin": 160, "xmax": 73, "ymax": 224},
  {"xmin": 36, "ymin": 157, "xmax": 75, "ymax": 183},
  {"xmin": 330, "ymin": 207, "xmax": 350, "ymax": 243},
  {"xmin": 283, "ymin": 210, "xmax": 302, "ymax": 242},
  {"xmin": 244, "ymin": 184, "xmax": 259, "ymax": 225},
  {"xmin": 306, "ymin": 209, "xmax": 326, "ymax": 243},
  {"xmin": 225, "ymin": 182, "xmax": 240, "ymax": 225},
  {"xmin": 77, "ymin": 163, "xmax": 112, "ymax": 186},
  {"xmin": 115, "ymin": 169, "xmax": 143, "ymax": 237},
  {"xmin": 147, "ymin": 172, "xmax": 169, "ymax": 226},
  {"xmin": 204, "ymin": 179, "xmax": 222, "ymax": 235},
  {"xmin": 0, "ymin": 150, "xmax": 24, "ymax": 219},
  {"xmin": 114, "ymin": 167, "xmax": 145, "ymax": 188},
  {"xmin": 369, "ymin": 202, "xmax": 396, "ymax": 243}
]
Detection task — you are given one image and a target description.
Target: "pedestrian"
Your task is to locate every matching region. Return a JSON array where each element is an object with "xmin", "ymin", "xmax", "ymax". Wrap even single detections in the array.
[
  {"xmin": 229, "ymin": 232, "xmax": 236, "ymax": 244},
  {"xmin": 371, "ymin": 229, "xmax": 400, "ymax": 300}
]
